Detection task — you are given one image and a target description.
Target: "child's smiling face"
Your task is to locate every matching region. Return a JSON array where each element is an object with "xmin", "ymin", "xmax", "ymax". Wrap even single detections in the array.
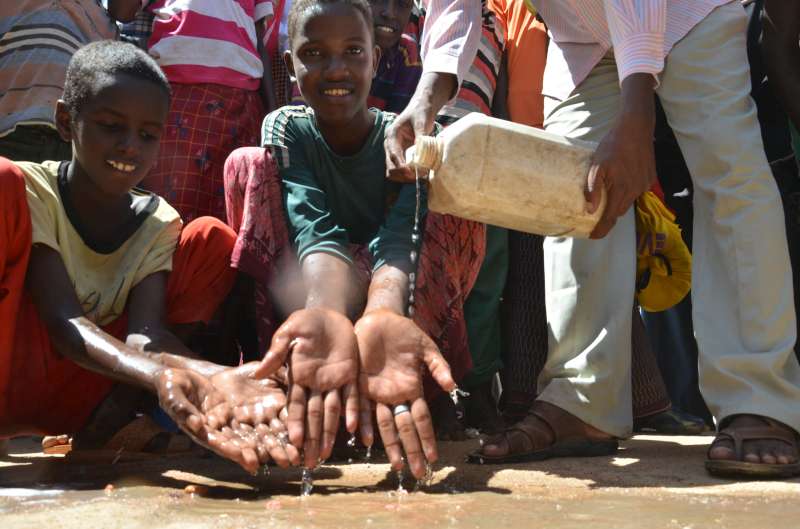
[
  {"xmin": 56, "ymin": 73, "xmax": 168, "ymax": 198},
  {"xmin": 370, "ymin": 0, "xmax": 414, "ymax": 53},
  {"xmin": 288, "ymin": 3, "xmax": 380, "ymax": 126}
]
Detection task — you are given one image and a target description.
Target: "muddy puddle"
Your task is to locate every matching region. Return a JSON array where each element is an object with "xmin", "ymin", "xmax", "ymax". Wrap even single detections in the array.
[{"xmin": 2, "ymin": 436, "xmax": 800, "ymax": 529}]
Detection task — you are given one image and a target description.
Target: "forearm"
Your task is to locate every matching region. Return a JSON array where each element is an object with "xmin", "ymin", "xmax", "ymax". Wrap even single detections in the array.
[
  {"xmin": 302, "ymin": 252, "xmax": 356, "ymax": 315},
  {"xmin": 407, "ymin": 72, "xmax": 458, "ymax": 130},
  {"xmin": 61, "ymin": 317, "xmax": 165, "ymax": 391},
  {"xmin": 619, "ymin": 73, "xmax": 656, "ymax": 128},
  {"xmin": 363, "ymin": 264, "xmax": 409, "ymax": 316}
]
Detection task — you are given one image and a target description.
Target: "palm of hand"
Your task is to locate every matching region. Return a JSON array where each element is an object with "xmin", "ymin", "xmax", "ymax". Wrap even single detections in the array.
[
  {"xmin": 355, "ymin": 311, "xmax": 429, "ymax": 404},
  {"xmin": 206, "ymin": 364, "xmax": 287, "ymax": 427},
  {"xmin": 284, "ymin": 308, "xmax": 358, "ymax": 390}
]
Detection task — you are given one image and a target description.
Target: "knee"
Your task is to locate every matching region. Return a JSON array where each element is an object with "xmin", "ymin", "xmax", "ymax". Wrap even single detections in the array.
[
  {"xmin": 181, "ymin": 217, "xmax": 237, "ymax": 255},
  {"xmin": 223, "ymin": 147, "xmax": 271, "ymax": 191}
]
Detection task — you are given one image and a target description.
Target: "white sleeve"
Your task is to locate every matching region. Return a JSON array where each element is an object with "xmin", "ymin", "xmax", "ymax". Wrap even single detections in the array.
[{"xmin": 420, "ymin": 0, "xmax": 482, "ymax": 89}]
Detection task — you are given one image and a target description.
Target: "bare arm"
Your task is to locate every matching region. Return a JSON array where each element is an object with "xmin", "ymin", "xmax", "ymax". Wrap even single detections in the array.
[{"xmin": 762, "ymin": 0, "xmax": 800, "ymax": 131}]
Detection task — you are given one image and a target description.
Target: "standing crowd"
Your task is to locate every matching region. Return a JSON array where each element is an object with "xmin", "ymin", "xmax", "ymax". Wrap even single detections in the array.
[{"xmin": 1, "ymin": 0, "xmax": 800, "ymax": 481}]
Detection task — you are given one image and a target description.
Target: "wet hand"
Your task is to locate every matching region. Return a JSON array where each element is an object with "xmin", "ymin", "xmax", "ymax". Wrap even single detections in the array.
[
  {"xmin": 155, "ymin": 367, "xmax": 296, "ymax": 473},
  {"xmin": 206, "ymin": 363, "xmax": 301, "ymax": 468},
  {"xmin": 254, "ymin": 308, "xmax": 359, "ymax": 469},
  {"xmin": 354, "ymin": 309, "xmax": 456, "ymax": 479}
]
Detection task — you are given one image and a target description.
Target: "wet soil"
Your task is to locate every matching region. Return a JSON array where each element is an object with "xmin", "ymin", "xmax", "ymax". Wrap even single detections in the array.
[{"xmin": 2, "ymin": 435, "xmax": 799, "ymax": 529}]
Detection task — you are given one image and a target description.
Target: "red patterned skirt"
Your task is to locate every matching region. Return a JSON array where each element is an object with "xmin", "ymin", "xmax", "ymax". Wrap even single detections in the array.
[{"xmin": 143, "ymin": 83, "xmax": 264, "ymax": 222}]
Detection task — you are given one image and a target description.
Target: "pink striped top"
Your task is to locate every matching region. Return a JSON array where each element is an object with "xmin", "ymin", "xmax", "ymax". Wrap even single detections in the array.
[
  {"xmin": 531, "ymin": 0, "xmax": 732, "ymax": 100},
  {"xmin": 146, "ymin": 0, "xmax": 273, "ymax": 91}
]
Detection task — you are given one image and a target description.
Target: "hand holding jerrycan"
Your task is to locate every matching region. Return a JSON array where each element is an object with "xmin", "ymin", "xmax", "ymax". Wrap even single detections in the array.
[{"xmin": 406, "ymin": 113, "xmax": 607, "ymax": 238}]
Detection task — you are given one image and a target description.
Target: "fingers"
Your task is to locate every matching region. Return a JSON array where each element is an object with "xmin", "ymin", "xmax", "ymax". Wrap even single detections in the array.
[
  {"xmin": 304, "ymin": 389, "xmax": 324, "ymax": 468},
  {"xmin": 394, "ymin": 406, "xmax": 426, "ymax": 479},
  {"xmin": 411, "ymin": 398, "xmax": 438, "ymax": 464},
  {"xmin": 422, "ymin": 338, "xmax": 456, "ymax": 393},
  {"xmin": 343, "ymin": 382, "xmax": 360, "ymax": 434},
  {"xmin": 287, "ymin": 383, "xmax": 307, "ymax": 448},
  {"xmin": 384, "ymin": 120, "xmax": 416, "ymax": 183},
  {"xmin": 585, "ymin": 163, "xmax": 605, "ymax": 215},
  {"xmin": 256, "ymin": 324, "xmax": 294, "ymax": 377},
  {"xmin": 358, "ymin": 390, "xmax": 375, "ymax": 448},
  {"xmin": 321, "ymin": 390, "xmax": 341, "ymax": 461},
  {"xmin": 376, "ymin": 403, "xmax": 405, "ymax": 471}
]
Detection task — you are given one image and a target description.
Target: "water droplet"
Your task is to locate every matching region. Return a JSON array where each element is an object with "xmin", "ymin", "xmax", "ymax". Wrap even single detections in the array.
[
  {"xmin": 347, "ymin": 433, "xmax": 356, "ymax": 447},
  {"xmin": 365, "ymin": 446, "xmax": 372, "ymax": 461},
  {"xmin": 301, "ymin": 468, "xmax": 314, "ymax": 497}
]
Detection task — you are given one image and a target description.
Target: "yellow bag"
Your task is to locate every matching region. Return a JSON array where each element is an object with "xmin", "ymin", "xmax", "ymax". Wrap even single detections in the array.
[{"xmin": 635, "ymin": 192, "xmax": 692, "ymax": 312}]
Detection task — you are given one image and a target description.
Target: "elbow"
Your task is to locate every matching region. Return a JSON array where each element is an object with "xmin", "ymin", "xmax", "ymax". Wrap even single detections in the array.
[{"xmin": 106, "ymin": 1, "xmax": 141, "ymax": 23}]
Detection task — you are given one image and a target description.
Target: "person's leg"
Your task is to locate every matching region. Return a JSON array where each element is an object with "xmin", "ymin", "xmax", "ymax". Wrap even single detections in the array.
[
  {"xmin": 144, "ymin": 84, "xmax": 262, "ymax": 222},
  {"xmin": 537, "ymin": 57, "xmax": 636, "ymax": 439},
  {"xmin": 657, "ymin": 2, "xmax": 800, "ymax": 471},
  {"xmin": 499, "ymin": 231, "xmax": 547, "ymax": 424},
  {"xmin": 223, "ymin": 147, "xmax": 304, "ymax": 355},
  {"xmin": 414, "ymin": 212, "xmax": 486, "ymax": 389},
  {"xmin": 477, "ymin": 56, "xmax": 630, "ymax": 462},
  {"xmin": 462, "ymin": 225, "xmax": 508, "ymax": 432},
  {"xmin": 165, "ymin": 217, "xmax": 238, "ymax": 326}
]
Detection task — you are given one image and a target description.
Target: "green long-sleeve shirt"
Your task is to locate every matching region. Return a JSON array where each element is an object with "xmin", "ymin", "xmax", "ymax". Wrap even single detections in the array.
[{"xmin": 262, "ymin": 106, "xmax": 424, "ymax": 273}]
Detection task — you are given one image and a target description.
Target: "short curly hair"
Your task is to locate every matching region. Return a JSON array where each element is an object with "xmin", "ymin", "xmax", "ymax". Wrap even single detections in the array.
[
  {"xmin": 63, "ymin": 40, "xmax": 170, "ymax": 118},
  {"xmin": 287, "ymin": 0, "xmax": 374, "ymax": 50}
]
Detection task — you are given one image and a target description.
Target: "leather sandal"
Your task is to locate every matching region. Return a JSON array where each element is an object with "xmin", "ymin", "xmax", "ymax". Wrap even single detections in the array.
[
  {"xmin": 705, "ymin": 418, "xmax": 800, "ymax": 479},
  {"xmin": 467, "ymin": 400, "xmax": 618, "ymax": 464}
]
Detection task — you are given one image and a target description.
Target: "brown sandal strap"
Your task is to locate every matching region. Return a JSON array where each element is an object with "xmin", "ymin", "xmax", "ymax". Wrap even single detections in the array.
[{"xmin": 710, "ymin": 419, "xmax": 799, "ymax": 460}]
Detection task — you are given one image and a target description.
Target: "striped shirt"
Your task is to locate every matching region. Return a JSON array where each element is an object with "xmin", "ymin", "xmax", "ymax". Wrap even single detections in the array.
[
  {"xmin": 437, "ymin": 2, "xmax": 504, "ymax": 125},
  {"xmin": 422, "ymin": 0, "xmax": 731, "ymax": 101},
  {"xmin": 0, "ymin": 1, "xmax": 118, "ymax": 137},
  {"xmin": 146, "ymin": 0, "xmax": 273, "ymax": 90},
  {"xmin": 531, "ymin": 0, "xmax": 731, "ymax": 100}
]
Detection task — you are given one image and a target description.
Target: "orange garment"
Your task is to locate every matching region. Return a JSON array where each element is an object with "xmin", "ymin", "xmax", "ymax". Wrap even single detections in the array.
[
  {"xmin": 488, "ymin": 0, "xmax": 547, "ymax": 128},
  {"xmin": 0, "ymin": 158, "xmax": 237, "ymax": 436}
]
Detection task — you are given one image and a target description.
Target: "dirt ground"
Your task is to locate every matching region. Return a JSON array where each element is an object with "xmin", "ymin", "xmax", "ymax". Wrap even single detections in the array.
[{"xmin": 1, "ymin": 434, "xmax": 799, "ymax": 529}]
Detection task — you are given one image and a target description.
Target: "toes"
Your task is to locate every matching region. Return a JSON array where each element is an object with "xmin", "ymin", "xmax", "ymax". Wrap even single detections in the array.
[
  {"xmin": 479, "ymin": 436, "xmax": 510, "ymax": 458},
  {"xmin": 759, "ymin": 450, "xmax": 777, "ymax": 465},
  {"xmin": 707, "ymin": 439, "xmax": 736, "ymax": 461}
]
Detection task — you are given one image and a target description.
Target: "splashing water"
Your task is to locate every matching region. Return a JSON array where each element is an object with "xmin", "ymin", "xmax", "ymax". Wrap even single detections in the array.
[
  {"xmin": 414, "ymin": 463, "xmax": 434, "ymax": 491},
  {"xmin": 300, "ymin": 468, "xmax": 314, "ymax": 497},
  {"xmin": 449, "ymin": 387, "xmax": 470, "ymax": 406},
  {"xmin": 395, "ymin": 468, "xmax": 408, "ymax": 495},
  {"xmin": 347, "ymin": 434, "xmax": 357, "ymax": 448},
  {"xmin": 365, "ymin": 446, "xmax": 372, "ymax": 462}
]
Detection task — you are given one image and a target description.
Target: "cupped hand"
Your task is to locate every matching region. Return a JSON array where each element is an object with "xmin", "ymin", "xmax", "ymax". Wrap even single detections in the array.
[
  {"xmin": 205, "ymin": 363, "xmax": 301, "ymax": 468},
  {"xmin": 254, "ymin": 308, "xmax": 359, "ymax": 468},
  {"xmin": 354, "ymin": 309, "xmax": 456, "ymax": 479},
  {"xmin": 155, "ymin": 366, "xmax": 295, "ymax": 474}
]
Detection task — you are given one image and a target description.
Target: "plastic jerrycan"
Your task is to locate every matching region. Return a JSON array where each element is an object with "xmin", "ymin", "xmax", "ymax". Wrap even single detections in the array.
[{"xmin": 406, "ymin": 113, "xmax": 606, "ymax": 238}]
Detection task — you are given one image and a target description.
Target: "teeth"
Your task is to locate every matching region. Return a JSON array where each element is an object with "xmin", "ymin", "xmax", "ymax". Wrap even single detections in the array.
[
  {"xmin": 376, "ymin": 25, "xmax": 395, "ymax": 33},
  {"xmin": 107, "ymin": 160, "xmax": 136, "ymax": 173},
  {"xmin": 323, "ymin": 89, "xmax": 351, "ymax": 96}
]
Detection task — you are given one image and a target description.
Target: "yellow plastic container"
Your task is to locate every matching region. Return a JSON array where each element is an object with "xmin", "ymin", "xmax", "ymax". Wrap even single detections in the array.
[{"xmin": 407, "ymin": 113, "xmax": 606, "ymax": 238}]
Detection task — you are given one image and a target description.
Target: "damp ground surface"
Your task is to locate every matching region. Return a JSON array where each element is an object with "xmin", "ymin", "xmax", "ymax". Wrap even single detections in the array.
[{"xmin": 2, "ymin": 434, "xmax": 799, "ymax": 529}]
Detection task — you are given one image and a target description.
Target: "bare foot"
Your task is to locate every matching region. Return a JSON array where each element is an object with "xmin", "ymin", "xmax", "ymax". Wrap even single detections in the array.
[
  {"xmin": 707, "ymin": 415, "xmax": 798, "ymax": 465},
  {"xmin": 42, "ymin": 434, "xmax": 72, "ymax": 454}
]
